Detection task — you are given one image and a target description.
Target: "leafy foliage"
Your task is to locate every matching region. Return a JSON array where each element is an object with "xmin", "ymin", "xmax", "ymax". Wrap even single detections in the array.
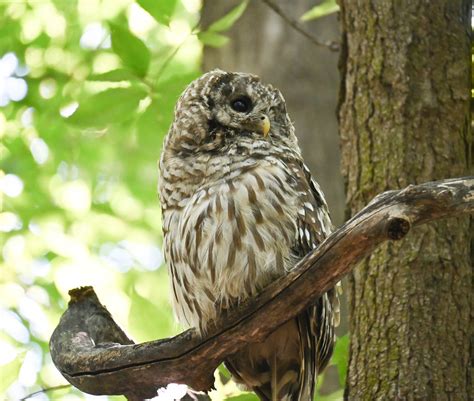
[
  {"xmin": 109, "ymin": 22, "xmax": 151, "ymax": 76},
  {"xmin": 68, "ymin": 86, "xmax": 148, "ymax": 127},
  {"xmin": 0, "ymin": 356, "xmax": 24, "ymax": 394},
  {"xmin": 137, "ymin": 0, "xmax": 178, "ymax": 26},
  {"xmin": 198, "ymin": 1, "xmax": 248, "ymax": 48},
  {"xmin": 301, "ymin": 0, "xmax": 339, "ymax": 21},
  {"xmin": 0, "ymin": 0, "xmax": 198, "ymax": 399},
  {"xmin": 207, "ymin": 1, "xmax": 248, "ymax": 32},
  {"xmin": 332, "ymin": 334, "xmax": 349, "ymax": 386}
]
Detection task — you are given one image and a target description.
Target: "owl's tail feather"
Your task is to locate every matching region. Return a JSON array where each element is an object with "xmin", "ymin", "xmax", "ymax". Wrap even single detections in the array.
[
  {"xmin": 225, "ymin": 314, "xmax": 316, "ymax": 401},
  {"xmin": 226, "ymin": 359, "xmax": 299, "ymax": 401}
]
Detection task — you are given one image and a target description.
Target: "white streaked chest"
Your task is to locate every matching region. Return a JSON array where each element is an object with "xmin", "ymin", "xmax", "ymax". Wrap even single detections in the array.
[{"xmin": 162, "ymin": 161, "xmax": 299, "ymax": 328}]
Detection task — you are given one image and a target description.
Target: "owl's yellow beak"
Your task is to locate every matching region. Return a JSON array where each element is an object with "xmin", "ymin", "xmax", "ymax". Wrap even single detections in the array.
[{"xmin": 259, "ymin": 115, "xmax": 271, "ymax": 137}]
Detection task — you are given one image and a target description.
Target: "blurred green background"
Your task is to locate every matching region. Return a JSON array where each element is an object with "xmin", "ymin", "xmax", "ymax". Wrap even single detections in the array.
[{"xmin": 0, "ymin": 1, "xmax": 345, "ymax": 400}]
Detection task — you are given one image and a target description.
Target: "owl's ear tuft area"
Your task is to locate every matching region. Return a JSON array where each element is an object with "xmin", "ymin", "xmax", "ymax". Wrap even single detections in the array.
[
  {"xmin": 206, "ymin": 96, "xmax": 215, "ymax": 110},
  {"xmin": 214, "ymin": 73, "xmax": 235, "ymax": 93}
]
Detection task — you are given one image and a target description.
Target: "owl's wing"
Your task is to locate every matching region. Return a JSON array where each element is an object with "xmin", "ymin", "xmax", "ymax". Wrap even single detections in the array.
[
  {"xmin": 226, "ymin": 161, "xmax": 340, "ymax": 401},
  {"xmin": 289, "ymin": 161, "xmax": 340, "ymax": 395}
]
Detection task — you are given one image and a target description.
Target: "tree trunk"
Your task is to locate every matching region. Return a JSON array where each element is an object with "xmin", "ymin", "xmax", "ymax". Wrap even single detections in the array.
[
  {"xmin": 338, "ymin": 1, "xmax": 472, "ymax": 400},
  {"xmin": 201, "ymin": 0, "xmax": 344, "ymax": 225}
]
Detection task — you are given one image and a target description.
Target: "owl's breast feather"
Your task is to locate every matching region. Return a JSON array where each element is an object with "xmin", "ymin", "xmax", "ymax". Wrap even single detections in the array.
[{"xmin": 163, "ymin": 161, "xmax": 299, "ymax": 331}]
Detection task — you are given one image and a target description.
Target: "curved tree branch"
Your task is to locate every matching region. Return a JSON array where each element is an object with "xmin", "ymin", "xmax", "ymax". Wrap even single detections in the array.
[{"xmin": 50, "ymin": 177, "xmax": 474, "ymax": 400}]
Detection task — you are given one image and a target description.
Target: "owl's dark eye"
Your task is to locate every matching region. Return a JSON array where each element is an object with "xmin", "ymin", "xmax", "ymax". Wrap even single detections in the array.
[{"xmin": 230, "ymin": 96, "xmax": 252, "ymax": 113}]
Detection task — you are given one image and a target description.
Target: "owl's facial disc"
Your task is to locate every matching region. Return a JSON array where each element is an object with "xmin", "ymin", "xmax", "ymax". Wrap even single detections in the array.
[
  {"xmin": 231, "ymin": 111, "xmax": 270, "ymax": 137},
  {"xmin": 209, "ymin": 73, "xmax": 272, "ymax": 138}
]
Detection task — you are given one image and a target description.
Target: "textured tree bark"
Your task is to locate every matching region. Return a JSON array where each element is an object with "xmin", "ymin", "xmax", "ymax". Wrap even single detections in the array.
[
  {"xmin": 201, "ymin": 0, "xmax": 345, "ymax": 225},
  {"xmin": 338, "ymin": 1, "xmax": 472, "ymax": 400},
  {"xmin": 49, "ymin": 178, "xmax": 474, "ymax": 400}
]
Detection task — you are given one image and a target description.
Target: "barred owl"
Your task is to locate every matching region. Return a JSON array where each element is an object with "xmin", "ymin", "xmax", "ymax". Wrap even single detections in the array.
[{"xmin": 159, "ymin": 70, "xmax": 339, "ymax": 401}]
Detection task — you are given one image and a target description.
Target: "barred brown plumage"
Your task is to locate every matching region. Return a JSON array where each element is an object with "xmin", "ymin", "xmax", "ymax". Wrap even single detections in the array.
[{"xmin": 159, "ymin": 70, "xmax": 340, "ymax": 401}]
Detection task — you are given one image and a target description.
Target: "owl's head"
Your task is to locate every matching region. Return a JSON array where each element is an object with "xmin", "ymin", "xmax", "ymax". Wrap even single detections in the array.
[{"xmin": 165, "ymin": 69, "xmax": 297, "ymax": 155}]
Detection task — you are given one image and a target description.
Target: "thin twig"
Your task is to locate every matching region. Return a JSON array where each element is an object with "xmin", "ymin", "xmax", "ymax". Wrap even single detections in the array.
[
  {"xmin": 20, "ymin": 384, "xmax": 71, "ymax": 400},
  {"xmin": 259, "ymin": 0, "xmax": 339, "ymax": 51}
]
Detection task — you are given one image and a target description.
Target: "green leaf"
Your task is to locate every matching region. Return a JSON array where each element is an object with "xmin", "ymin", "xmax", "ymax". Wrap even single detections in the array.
[
  {"xmin": 88, "ymin": 68, "xmax": 139, "ymax": 82},
  {"xmin": 137, "ymin": 0, "xmax": 177, "ymax": 26},
  {"xmin": 300, "ymin": 0, "xmax": 339, "ymax": 21},
  {"xmin": 226, "ymin": 393, "xmax": 259, "ymax": 401},
  {"xmin": 109, "ymin": 22, "xmax": 150, "ymax": 77},
  {"xmin": 217, "ymin": 363, "xmax": 232, "ymax": 378},
  {"xmin": 68, "ymin": 87, "xmax": 147, "ymax": 127},
  {"xmin": 0, "ymin": 354, "xmax": 24, "ymax": 393},
  {"xmin": 208, "ymin": 1, "xmax": 248, "ymax": 32},
  {"xmin": 332, "ymin": 334, "xmax": 349, "ymax": 386},
  {"xmin": 198, "ymin": 31, "xmax": 230, "ymax": 48},
  {"xmin": 128, "ymin": 289, "xmax": 174, "ymax": 341},
  {"xmin": 199, "ymin": 0, "xmax": 247, "ymax": 48},
  {"xmin": 315, "ymin": 390, "xmax": 344, "ymax": 401}
]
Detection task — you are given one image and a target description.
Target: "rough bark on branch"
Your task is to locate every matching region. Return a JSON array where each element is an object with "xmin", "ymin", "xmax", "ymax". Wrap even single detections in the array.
[{"xmin": 50, "ymin": 177, "xmax": 474, "ymax": 400}]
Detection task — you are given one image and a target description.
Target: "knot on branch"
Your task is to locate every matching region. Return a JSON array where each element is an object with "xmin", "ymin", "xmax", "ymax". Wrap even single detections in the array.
[{"xmin": 387, "ymin": 217, "xmax": 410, "ymax": 240}]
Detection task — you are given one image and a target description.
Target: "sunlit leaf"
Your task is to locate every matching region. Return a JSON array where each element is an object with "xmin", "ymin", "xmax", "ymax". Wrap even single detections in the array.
[
  {"xmin": 218, "ymin": 363, "xmax": 232, "ymax": 381},
  {"xmin": 88, "ymin": 69, "xmax": 139, "ymax": 82},
  {"xmin": 300, "ymin": 0, "xmax": 339, "ymax": 21},
  {"xmin": 0, "ymin": 354, "xmax": 24, "ymax": 393},
  {"xmin": 198, "ymin": 31, "xmax": 230, "ymax": 48},
  {"xmin": 332, "ymin": 334, "xmax": 349, "ymax": 386},
  {"xmin": 128, "ymin": 288, "xmax": 174, "ymax": 341},
  {"xmin": 137, "ymin": 0, "xmax": 177, "ymax": 26},
  {"xmin": 207, "ymin": 1, "xmax": 248, "ymax": 32},
  {"xmin": 38, "ymin": 383, "xmax": 72, "ymax": 399},
  {"xmin": 226, "ymin": 393, "xmax": 259, "ymax": 401},
  {"xmin": 68, "ymin": 87, "xmax": 147, "ymax": 127},
  {"xmin": 314, "ymin": 390, "xmax": 344, "ymax": 401},
  {"xmin": 109, "ymin": 22, "xmax": 150, "ymax": 77}
]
